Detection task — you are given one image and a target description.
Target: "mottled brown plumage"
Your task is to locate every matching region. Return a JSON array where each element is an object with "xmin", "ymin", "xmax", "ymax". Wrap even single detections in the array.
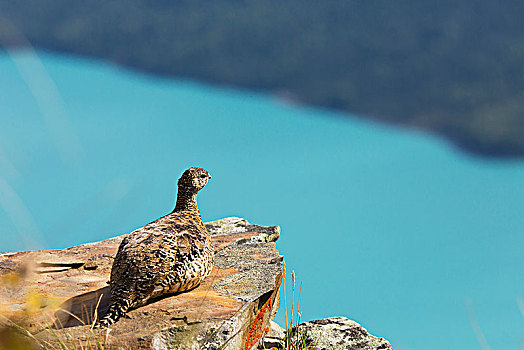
[{"xmin": 97, "ymin": 167, "xmax": 213, "ymax": 327}]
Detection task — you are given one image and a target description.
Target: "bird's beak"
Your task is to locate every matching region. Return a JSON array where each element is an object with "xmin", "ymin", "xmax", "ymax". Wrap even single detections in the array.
[{"xmin": 208, "ymin": 175, "xmax": 212, "ymax": 180}]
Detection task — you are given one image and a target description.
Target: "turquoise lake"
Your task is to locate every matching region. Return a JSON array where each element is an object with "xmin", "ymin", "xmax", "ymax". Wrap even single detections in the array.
[{"xmin": 1, "ymin": 50, "xmax": 523, "ymax": 349}]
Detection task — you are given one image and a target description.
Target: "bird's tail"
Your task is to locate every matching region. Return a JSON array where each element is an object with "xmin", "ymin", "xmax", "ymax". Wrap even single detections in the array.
[{"xmin": 95, "ymin": 298, "xmax": 133, "ymax": 328}]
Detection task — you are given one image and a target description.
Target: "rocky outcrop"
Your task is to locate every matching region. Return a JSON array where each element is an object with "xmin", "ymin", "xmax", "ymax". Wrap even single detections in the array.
[
  {"xmin": 258, "ymin": 317, "xmax": 392, "ymax": 350},
  {"xmin": 1, "ymin": 218, "xmax": 393, "ymax": 350},
  {"xmin": 0, "ymin": 217, "xmax": 282, "ymax": 350}
]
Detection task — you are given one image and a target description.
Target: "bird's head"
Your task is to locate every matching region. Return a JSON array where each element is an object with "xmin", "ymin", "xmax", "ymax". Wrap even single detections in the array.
[{"xmin": 178, "ymin": 167, "xmax": 211, "ymax": 192}]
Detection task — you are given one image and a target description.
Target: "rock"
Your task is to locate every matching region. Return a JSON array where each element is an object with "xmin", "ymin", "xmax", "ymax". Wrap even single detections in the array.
[
  {"xmin": 0, "ymin": 217, "xmax": 282, "ymax": 350},
  {"xmin": 285, "ymin": 317, "xmax": 392, "ymax": 350},
  {"xmin": 257, "ymin": 317, "xmax": 392, "ymax": 350},
  {"xmin": 257, "ymin": 321, "xmax": 285, "ymax": 349}
]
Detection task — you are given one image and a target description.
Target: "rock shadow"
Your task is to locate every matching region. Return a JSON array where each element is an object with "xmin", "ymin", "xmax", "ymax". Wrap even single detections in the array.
[
  {"xmin": 51, "ymin": 284, "xmax": 201, "ymax": 329},
  {"xmin": 52, "ymin": 286, "xmax": 110, "ymax": 329}
]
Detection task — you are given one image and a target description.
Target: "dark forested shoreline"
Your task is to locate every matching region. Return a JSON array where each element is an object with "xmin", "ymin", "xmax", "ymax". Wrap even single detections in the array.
[{"xmin": 1, "ymin": 0, "xmax": 523, "ymax": 157}]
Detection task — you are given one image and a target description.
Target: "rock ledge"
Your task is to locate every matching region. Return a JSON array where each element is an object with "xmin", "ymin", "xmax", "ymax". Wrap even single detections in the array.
[{"xmin": 0, "ymin": 217, "xmax": 282, "ymax": 350}]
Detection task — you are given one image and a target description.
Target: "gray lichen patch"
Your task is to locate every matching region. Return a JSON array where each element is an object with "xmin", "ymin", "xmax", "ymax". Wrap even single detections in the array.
[
  {"xmin": 213, "ymin": 240, "xmax": 282, "ymax": 302},
  {"xmin": 206, "ymin": 217, "xmax": 280, "ymax": 243}
]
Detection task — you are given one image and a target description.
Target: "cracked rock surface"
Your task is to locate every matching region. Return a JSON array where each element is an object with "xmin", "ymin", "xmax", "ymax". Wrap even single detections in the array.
[{"xmin": 0, "ymin": 217, "xmax": 282, "ymax": 350}]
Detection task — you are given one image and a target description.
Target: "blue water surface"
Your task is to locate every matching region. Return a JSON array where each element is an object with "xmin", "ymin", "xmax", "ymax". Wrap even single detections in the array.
[{"xmin": 1, "ymin": 50, "xmax": 523, "ymax": 350}]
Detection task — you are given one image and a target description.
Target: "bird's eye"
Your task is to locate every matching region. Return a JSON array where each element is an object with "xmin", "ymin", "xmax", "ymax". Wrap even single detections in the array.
[{"xmin": 200, "ymin": 174, "xmax": 207, "ymax": 179}]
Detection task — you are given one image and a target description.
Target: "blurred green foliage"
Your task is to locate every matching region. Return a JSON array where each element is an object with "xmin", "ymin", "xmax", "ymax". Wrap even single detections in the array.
[{"xmin": 1, "ymin": 0, "xmax": 523, "ymax": 156}]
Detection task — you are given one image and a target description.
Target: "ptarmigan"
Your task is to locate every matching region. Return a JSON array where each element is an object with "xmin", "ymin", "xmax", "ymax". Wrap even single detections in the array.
[{"xmin": 97, "ymin": 167, "xmax": 213, "ymax": 327}]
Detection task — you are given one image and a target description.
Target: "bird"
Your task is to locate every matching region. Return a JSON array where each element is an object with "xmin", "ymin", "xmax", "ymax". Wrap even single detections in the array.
[{"xmin": 97, "ymin": 167, "xmax": 214, "ymax": 327}]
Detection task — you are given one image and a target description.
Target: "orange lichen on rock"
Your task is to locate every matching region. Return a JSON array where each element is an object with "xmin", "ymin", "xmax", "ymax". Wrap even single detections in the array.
[{"xmin": 245, "ymin": 295, "xmax": 273, "ymax": 350}]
